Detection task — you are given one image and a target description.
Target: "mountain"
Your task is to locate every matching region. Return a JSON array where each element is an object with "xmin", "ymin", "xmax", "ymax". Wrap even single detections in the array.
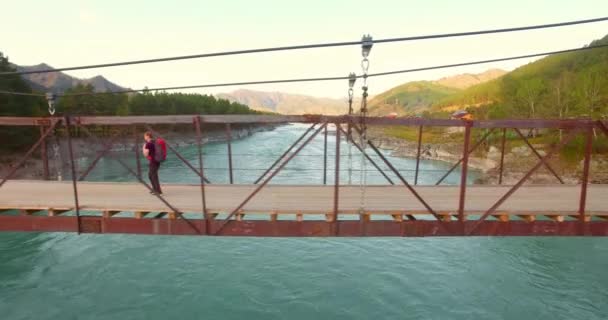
[
  {"xmin": 435, "ymin": 68, "xmax": 507, "ymax": 89},
  {"xmin": 217, "ymin": 89, "xmax": 355, "ymax": 115},
  {"xmin": 368, "ymin": 81, "xmax": 460, "ymax": 116},
  {"xmin": 14, "ymin": 63, "xmax": 126, "ymax": 93},
  {"xmin": 220, "ymin": 69, "xmax": 508, "ymax": 116},
  {"xmin": 431, "ymin": 34, "xmax": 608, "ymax": 117},
  {"xmin": 367, "ymin": 69, "xmax": 505, "ymax": 116}
]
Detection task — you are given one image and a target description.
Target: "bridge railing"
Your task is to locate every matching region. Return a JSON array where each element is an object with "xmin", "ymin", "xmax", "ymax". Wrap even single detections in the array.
[{"xmin": 0, "ymin": 115, "xmax": 607, "ymax": 236}]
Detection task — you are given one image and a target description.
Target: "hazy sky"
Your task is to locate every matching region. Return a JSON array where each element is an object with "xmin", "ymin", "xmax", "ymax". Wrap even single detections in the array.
[{"xmin": 2, "ymin": 0, "xmax": 607, "ymax": 98}]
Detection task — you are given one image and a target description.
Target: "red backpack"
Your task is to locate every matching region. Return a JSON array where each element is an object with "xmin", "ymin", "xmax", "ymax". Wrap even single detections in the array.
[{"xmin": 153, "ymin": 138, "xmax": 167, "ymax": 162}]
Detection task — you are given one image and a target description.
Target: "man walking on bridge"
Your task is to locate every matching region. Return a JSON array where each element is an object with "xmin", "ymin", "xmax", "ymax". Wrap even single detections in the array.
[{"xmin": 142, "ymin": 131, "xmax": 165, "ymax": 195}]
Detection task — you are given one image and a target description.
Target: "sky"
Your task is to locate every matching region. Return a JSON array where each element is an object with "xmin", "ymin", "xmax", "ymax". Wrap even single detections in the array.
[{"xmin": 1, "ymin": 0, "xmax": 608, "ymax": 98}]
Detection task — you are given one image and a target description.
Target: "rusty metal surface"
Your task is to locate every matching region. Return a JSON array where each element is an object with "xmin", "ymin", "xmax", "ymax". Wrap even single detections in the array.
[
  {"xmin": 337, "ymin": 126, "xmax": 393, "ymax": 184},
  {"xmin": 333, "ymin": 123, "xmax": 340, "ymax": 225},
  {"xmin": 225, "ymin": 123, "xmax": 234, "ymax": 184},
  {"xmin": 435, "ymin": 127, "xmax": 495, "ymax": 185},
  {"xmin": 0, "ymin": 115, "xmax": 605, "ymax": 237},
  {"xmin": 467, "ymin": 129, "xmax": 580, "ymax": 235},
  {"xmin": 77, "ymin": 125, "xmax": 202, "ymax": 235},
  {"xmin": 215, "ymin": 123, "xmax": 327, "ymax": 234},
  {"xmin": 1, "ymin": 215, "xmax": 607, "ymax": 237},
  {"xmin": 194, "ymin": 116, "xmax": 209, "ymax": 234},
  {"xmin": 39, "ymin": 125, "xmax": 49, "ymax": 180},
  {"xmin": 323, "ymin": 125, "xmax": 328, "ymax": 185},
  {"xmin": 367, "ymin": 140, "xmax": 447, "ymax": 229},
  {"xmin": 514, "ymin": 128, "xmax": 564, "ymax": 184},
  {"xmin": 0, "ymin": 119, "xmax": 60, "ymax": 188},
  {"xmin": 0, "ymin": 115, "xmax": 601, "ymax": 129},
  {"xmin": 414, "ymin": 125, "xmax": 423, "ymax": 185},
  {"xmin": 458, "ymin": 123, "xmax": 472, "ymax": 234},
  {"xmin": 0, "ymin": 117, "xmax": 61, "ymax": 126},
  {"xmin": 134, "ymin": 127, "xmax": 142, "ymax": 180},
  {"xmin": 499, "ymin": 128, "xmax": 506, "ymax": 185},
  {"xmin": 64, "ymin": 116, "xmax": 82, "ymax": 234},
  {"xmin": 579, "ymin": 127, "xmax": 593, "ymax": 235}
]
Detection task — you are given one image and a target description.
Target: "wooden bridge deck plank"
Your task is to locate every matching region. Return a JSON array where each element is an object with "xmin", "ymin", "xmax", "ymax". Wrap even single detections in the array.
[{"xmin": 0, "ymin": 180, "xmax": 606, "ymax": 216}]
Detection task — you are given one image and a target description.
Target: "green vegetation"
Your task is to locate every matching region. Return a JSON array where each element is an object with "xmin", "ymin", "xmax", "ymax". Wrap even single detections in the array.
[
  {"xmin": 382, "ymin": 126, "xmax": 464, "ymax": 144},
  {"xmin": 378, "ymin": 34, "xmax": 608, "ymax": 161},
  {"xmin": 432, "ymin": 79, "xmax": 502, "ymax": 111},
  {"xmin": 371, "ymin": 34, "xmax": 608, "ymax": 123},
  {"xmin": 0, "ymin": 53, "xmax": 46, "ymax": 150},
  {"xmin": 368, "ymin": 81, "xmax": 460, "ymax": 116},
  {"xmin": 432, "ymin": 35, "xmax": 608, "ymax": 120},
  {"xmin": 0, "ymin": 54, "xmax": 46, "ymax": 116},
  {"xmin": 57, "ymin": 84, "xmax": 259, "ymax": 116},
  {"xmin": 0, "ymin": 52, "xmax": 262, "ymax": 150}
]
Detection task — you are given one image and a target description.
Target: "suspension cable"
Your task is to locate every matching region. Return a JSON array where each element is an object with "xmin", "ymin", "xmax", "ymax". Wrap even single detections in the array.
[
  {"xmin": 1, "ymin": 16, "xmax": 606, "ymax": 76},
  {"xmin": 2, "ymin": 44, "xmax": 608, "ymax": 97},
  {"xmin": 0, "ymin": 90, "xmax": 45, "ymax": 96}
]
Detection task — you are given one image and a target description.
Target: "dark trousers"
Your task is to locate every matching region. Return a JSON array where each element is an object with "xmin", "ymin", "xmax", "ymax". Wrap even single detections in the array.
[{"xmin": 148, "ymin": 161, "xmax": 162, "ymax": 193}]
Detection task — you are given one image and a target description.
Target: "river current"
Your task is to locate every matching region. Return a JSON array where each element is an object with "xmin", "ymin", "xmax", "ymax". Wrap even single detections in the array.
[{"xmin": 0, "ymin": 123, "xmax": 606, "ymax": 319}]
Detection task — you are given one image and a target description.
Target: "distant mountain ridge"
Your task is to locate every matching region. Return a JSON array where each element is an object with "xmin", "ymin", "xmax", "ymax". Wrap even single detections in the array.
[
  {"xmin": 368, "ymin": 69, "xmax": 506, "ymax": 116},
  {"xmin": 434, "ymin": 68, "xmax": 507, "ymax": 89},
  {"xmin": 431, "ymin": 34, "xmax": 608, "ymax": 116},
  {"xmin": 14, "ymin": 63, "xmax": 126, "ymax": 93},
  {"xmin": 218, "ymin": 89, "xmax": 356, "ymax": 115},
  {"xmin": 11, "ymin": 62, "xmax": 508, "ymax": 117},
  {"xmin": 368, "ymin": 81, "xmax": 460, "ymax": 116}
]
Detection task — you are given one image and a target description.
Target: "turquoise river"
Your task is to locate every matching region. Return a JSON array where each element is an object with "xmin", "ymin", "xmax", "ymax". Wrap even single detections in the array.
[{"xmin": 0, "ymin": 124, "xmax": 606, "ymax": 319}]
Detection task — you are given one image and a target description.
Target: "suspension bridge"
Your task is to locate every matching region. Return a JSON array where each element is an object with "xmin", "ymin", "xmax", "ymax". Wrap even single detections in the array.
[
  {"xmin": 2, "ymin": 17, "xmax": 608, "ymax": 236},
  {"xmin": 0, "ymin": 115, "xmax": 607, "ymax": 237}
]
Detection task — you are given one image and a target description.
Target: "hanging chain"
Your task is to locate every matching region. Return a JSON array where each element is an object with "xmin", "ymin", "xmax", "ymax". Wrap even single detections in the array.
[
  {"xmin": 53, "ymin": 138, "xmax": 62, "ymax": 181},
  {"xmin": 347, "ymin": 73, "xmax": 356, "ymax": 185},
  {"xmin": 359, "ymin": 35, "xmax": 373, "ymax": 215},
  {"xmin": 45, "ymin": 92, "xmax": 56, "ymax": 115},
  {"xmin": 46, "ymin": 93, "xmax": 62, "ymax": 180}
]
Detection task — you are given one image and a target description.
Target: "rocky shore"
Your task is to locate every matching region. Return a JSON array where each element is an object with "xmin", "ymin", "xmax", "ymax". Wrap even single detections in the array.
[
  {"xmin": 371, "ymin": 135, "xmax": 497, "ymax": 172},
  {"xmin": 369, "ymin": 132, "xmax": 608, "ymax": 184}
]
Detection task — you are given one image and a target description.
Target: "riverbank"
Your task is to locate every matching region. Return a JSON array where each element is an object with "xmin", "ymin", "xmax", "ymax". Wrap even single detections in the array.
[
  {"xmin": 369, "ymin": 128, "xmax": 608, "ymax": 184},
  {"xmin": 370, "ymin": 134, "xmax": 497, "ymax": 172}
]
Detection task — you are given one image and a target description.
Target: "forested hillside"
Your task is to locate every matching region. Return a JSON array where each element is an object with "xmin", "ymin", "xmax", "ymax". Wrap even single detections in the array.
[
  {"xmin": 0, "ymin": 52, "xmax": 260, "ymax": 150},
  {"xmin": 432, "ymin": 35, "xmax": 608, "ymax": 120},
  {"xmin": 367, "ymin": 70, "xmax": 505, "ymax": 116}
]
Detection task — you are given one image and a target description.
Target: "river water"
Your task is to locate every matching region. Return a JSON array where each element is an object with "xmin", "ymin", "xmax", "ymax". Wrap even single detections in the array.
[{"xmin": 0, "ymin": 124, "xmax": 606, "ymax": 319}]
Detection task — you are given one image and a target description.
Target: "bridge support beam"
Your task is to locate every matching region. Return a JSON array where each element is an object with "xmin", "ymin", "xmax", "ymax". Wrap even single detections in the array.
[
  {"xmin": 578, "ymin": 126, "xmax": 593, "ymax": 235},
  {"xmin": 1, "ymin": 215, "xmax": 607, "ymax": 237},
  {"xmin": 39, "ymin": 124, "xmax": 50, "ymax": 180}
]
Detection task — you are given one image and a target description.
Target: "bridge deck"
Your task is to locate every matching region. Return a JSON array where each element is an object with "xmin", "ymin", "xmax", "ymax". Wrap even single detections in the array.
[
  {"xmin": 1, "ymin": 180, "xmax": 607, "ymax": 216},
  {"xmin": 1, "ymin": 180, "xmax": 608, "ymax": 236}
]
